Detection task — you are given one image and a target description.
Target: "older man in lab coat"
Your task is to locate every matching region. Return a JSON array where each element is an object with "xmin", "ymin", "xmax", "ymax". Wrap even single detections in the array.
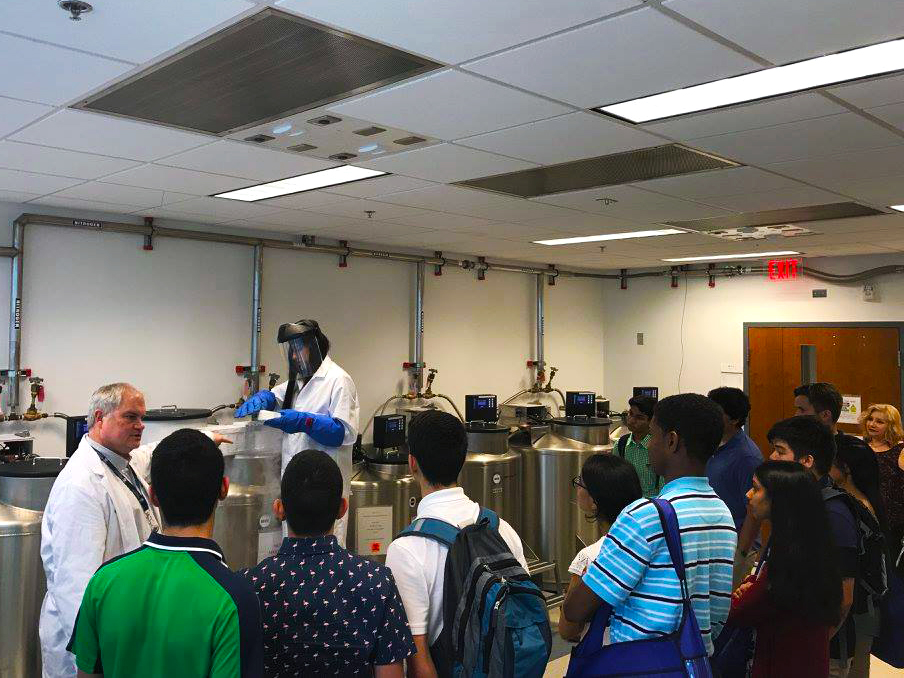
[{"xmin": 38, "ymin": 382, "xmax": 227, "ymax": 678}]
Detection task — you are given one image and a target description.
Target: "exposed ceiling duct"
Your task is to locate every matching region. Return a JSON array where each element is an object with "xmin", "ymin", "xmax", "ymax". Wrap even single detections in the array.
[{"xmin": 75, "ymin": 8, "xmax": 442, "ymax": 135}]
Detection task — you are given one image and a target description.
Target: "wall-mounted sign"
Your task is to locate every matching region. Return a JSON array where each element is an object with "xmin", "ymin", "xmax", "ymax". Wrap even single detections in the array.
[
  {"xmin": 839, "ymin": 395, "xmax": 861, "ymax": 425},
  {"xmin": 768, "ymin": 258, "xmax": 799, "ymax": 280}
]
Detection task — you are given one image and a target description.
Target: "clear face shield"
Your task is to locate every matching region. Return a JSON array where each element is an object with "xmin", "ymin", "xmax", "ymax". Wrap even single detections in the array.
[{"xmin": 279, "ymin": 331, "xmax": 323, "ymax": 380}]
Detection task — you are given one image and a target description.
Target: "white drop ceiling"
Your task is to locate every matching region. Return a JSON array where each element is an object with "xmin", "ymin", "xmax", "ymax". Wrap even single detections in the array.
[{"xmin": 0, "ymin": 0, "xmax": 903, "ymax": 270}]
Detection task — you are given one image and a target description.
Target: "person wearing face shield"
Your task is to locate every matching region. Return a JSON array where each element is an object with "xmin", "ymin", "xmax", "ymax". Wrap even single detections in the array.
[{"xmin": 235, "ymin": 320, "xmax": 359, "ymax": 544}]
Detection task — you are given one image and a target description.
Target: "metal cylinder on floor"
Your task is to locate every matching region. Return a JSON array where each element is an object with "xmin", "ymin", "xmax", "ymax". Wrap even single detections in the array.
[
  {"xmin": 460, "ymin": 422, "xmax": 522, "ymax": 534},
  {"xmin": 348, "ymin": 460, "xmax": 421, "ymax": 563}
]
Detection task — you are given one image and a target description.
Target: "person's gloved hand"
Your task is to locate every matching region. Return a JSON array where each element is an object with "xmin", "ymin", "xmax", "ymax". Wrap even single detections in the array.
[
  {"xmin": 234, "ymin": 390, "xmax": 277, "ymax": 418},
  {"xmin": 263, "ymin": 410, "xmax": 345, "ymax": 447}
]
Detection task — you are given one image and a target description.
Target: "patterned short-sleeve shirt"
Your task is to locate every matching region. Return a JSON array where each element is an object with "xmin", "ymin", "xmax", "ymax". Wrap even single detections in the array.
[{"xmin": 242, "ymin": 536, "xmax": 415, "ymax": 677}]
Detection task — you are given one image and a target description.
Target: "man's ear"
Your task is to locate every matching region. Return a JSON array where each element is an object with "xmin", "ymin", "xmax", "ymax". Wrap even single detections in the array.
[
  {"xmin": 666, "ymin": 430, "xmax": 680, "ymax": 454},
  {"xmin": 273, "ymin": 498, "xmax": 286, "ymax": 522},
  {"xmin": 408, "ymin": 454, "xmax": 419, "ymax": 476},
  {"xmin": 220, "ymin": 476, "xmax": 230, "ymax": 500},
  {"xmin": 149, "ymin": 485, "xmax": 161, "ymax": 508},
  {"xmin": 800, "ymin": 454, "xmax": 816, "ymax": 470},
  {"xmin": 337, "ymin": 497, "xmax": 348, "ymax": 521}
]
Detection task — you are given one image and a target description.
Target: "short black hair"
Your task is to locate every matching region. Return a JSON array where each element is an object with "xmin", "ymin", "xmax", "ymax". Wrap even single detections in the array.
[
  {"xmin": 653, "ymin": 393, "xmax": 724, "ymax": 464},
  {"xmin": 281, "ymin": 449, "xmax": 343, "ymax": 536},
  {"xmin": 408, "ymin": 410, "xmax": 467, "ymax": 486},
  {"xmin": 707, "ymin": 387, "xmax": 751, "ymax": 427},
  {"xmin": 767, "ymin": 415, "xmax": 836, "ymax": 476},
  {"xmin": 151, "ymin": 429, "xmax": 224, "ymax": 527},
  {"xmin": 580, "ymin": 454, "xmax": 643, "ymax": 524},
  {"xmin": 628, "ymin": 395, "xmax": 657, "ymax": 418},
  {"xmin": 794, "ymin": 382, "xmax": 842, "ymax": 423}
]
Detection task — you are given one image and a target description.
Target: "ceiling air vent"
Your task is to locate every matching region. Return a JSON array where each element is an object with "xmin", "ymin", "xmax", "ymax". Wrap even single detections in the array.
[
  {"xmin": 75, "ymin": 8, "xmax": 441, "ymax": 135},
  {"xmin": 666, "ymin": 202, "xmax": 882, "ymax": 232},
  {"xmin": 308, "ymin": 115, "xmax": 342, "ymax": 126},
  {"xmin": 329, "ymin": 152, "xmax": 357, "ymax": 161},
  {"xmin": 244, "ymin": 134, "xmax": 275, "ymax": 143},
  {"xmin": 354, "ymin": 126, "xmax": 386, "ymax": 136},
  {"xmin": 454, "ymin": 144, "xmax": 738, "ymax": 198},
  {"xmin": 287, "ymin": 143, "xmax": 318, "ymax": 153},
  {"xmin": 394, "ymin": 135, "xmax": 427, "ymax": 146}
]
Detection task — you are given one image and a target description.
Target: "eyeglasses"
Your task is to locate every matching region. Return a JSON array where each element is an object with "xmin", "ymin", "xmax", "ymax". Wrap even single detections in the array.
[{"xmin": 571, "ymin": 476, "xmax": 586, "ymax": 489}]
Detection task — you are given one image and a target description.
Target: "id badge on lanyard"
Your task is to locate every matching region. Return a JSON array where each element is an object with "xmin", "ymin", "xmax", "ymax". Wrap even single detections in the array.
[{"xmin": 95, "ymin": 449, "xmax": 159, "ymax": 533}]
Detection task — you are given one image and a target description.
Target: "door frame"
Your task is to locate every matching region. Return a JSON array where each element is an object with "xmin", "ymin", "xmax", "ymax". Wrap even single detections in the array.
[{"xmin": 742, "ymin": 322, "xmax": 904, "ymax": 400}]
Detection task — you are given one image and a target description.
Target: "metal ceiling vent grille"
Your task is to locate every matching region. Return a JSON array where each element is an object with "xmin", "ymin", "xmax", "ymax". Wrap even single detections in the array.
[
  {"xmin": 454, "ymin": 144, "xmax": 738, "ymax": 198},
  {"xmin": 75, "ymin": 9, "xmax": 441, "ymax": 135},
  {"xmin": 666, "ymin": 202, "xmax": 883, "ymax": 232}
]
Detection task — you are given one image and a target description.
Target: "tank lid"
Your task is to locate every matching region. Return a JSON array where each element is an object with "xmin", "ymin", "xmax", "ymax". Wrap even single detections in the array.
[
  {"xmin": 549, "ymin": 416, "xmax": 612, "ymax": 427},
  {"xmin": 0, "ymin": 457, "xmax": 67, "ymax": 477},
  {"xmin": 466, "ymin": 423, "xmax": 509, "ymax": 434},
  {"xmin": 144, "ymin": 407, "xmax": 213, "ymax": 421}
]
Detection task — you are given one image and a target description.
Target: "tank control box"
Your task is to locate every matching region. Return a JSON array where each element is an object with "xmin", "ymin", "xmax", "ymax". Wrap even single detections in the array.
[
  {"xmin": 632, "ymin": 386, "xmax": 659, "ymax": 400},
  {"xmin": 565, "ymin": 391, "xmax": 596, "ymax": 418},
  {"xmin": 465, "ymin": 394, "xmax": 498, "ymax": 423},
  {"xmin": 373, "ymin": 414, "xmax": 406, "ymax": 450}
]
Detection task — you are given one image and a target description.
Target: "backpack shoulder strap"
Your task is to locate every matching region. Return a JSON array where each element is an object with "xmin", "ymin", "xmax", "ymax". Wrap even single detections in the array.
[
  {"xmin": 396, "ymin": 517, "xmax": 460, "ymax": 548},
  {"xmin": 651, "ymin": 498, "xmax": 687, "ymax": 584},
  {"xmin": 617, "ymin": 433, "xmax": 630, "ymax": 458},
  {"xmin": 477, "ymin": 507, "xmax": 500, "ymax": 531}
]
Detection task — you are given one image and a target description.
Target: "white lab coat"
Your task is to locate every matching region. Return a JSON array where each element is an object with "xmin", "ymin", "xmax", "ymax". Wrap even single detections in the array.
[
  {"xmin": 38, "ymin": 435, "xmax": 160, "ymax": 678},
  {"xmin": 270, "ymin": 354, "xmax": 359, "ymax": 544}
]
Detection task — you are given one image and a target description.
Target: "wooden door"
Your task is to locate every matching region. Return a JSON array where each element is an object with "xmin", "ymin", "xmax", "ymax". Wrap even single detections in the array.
[{"xmin": 747, "ymin": 326, "xmax": 902, "ymax": 454}]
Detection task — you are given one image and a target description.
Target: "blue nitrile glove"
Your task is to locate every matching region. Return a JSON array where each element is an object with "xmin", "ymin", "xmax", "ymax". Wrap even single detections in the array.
[
  {"xmin": 263, "ymin": 410, "xmax": 345, "ymax": 446},
  {"xmin": 235, "ymin": 390, "xmax": 277, "ymax": 418}
]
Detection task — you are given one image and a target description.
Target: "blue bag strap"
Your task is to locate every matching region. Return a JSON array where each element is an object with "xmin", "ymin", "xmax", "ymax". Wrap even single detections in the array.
[
  {"xmin": 396, "ymin": 517, "xmax": 461, "ymax": 548},
  {"xmin": 651, "ymin": 498, "xmax": 688, "ymax": 591},
  {"xmin": 477, "ymin": 507, "xmax": 500, "ymax": 531}
]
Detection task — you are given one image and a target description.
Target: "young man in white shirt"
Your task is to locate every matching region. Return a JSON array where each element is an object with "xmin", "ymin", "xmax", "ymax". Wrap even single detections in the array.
[{"xmin": 385, "ymin": 410, "xmax": 528, "ymax": 678}]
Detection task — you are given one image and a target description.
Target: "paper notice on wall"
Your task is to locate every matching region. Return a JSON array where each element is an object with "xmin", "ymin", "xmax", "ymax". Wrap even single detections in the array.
[
  {"xmin": 356, "ymin": 505, "xmax": 393, "ymax": 557},
  {"xmin": 256, "ymin": 529, "xmax": 283, "ymax": 562},
  {"xmin": 839, "ymin": 395, "xmax": 862, "ymax": 425}
]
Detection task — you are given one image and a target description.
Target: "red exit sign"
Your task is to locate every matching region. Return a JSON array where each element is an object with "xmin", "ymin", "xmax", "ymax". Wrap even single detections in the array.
[{"xmin": 768, "ymin": 258, "xmax": 799, "ymax": 280}]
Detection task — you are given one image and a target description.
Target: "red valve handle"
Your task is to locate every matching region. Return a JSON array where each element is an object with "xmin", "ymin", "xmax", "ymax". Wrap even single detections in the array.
[{"xmin": 37, "ymin": 386, "xmax": 45, "ymax": 403}]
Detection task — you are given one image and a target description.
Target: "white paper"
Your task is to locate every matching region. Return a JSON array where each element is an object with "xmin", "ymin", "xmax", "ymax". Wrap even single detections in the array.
[
  {"xmin": 256, "ymin": 528, "xmax": 283, "ymax": 562},
  {"xmin": 356, "ymin": 505, "xmax": 393, "ymax": 557},
  {"xmin": 839, "ymin": 395, "xmax": 862, "ymax": 425}
]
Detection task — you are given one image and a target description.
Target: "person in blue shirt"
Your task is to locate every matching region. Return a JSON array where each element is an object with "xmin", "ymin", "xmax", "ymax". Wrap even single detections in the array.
[{"xmin": 706, "ymin": 387, "xmax": 765, "ymax": 586}]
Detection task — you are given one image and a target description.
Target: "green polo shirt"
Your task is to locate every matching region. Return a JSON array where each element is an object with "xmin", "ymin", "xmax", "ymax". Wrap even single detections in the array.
[
  {"xmin": 68, "ymin": 532, "xmax": 263, "ymax": 678},
  {"xmin": 620, "ymin": 433, "xmax": 661, "ymax": 497}
]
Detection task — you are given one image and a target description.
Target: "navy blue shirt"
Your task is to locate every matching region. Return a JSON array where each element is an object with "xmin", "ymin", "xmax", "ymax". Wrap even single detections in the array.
[
  {"xmin": 705, "ymin": 430, "xmax": 763, "ymax": 531},
  {"xmin": 242, "ymin": 536, "xmax": 414, "ymax": 677}
]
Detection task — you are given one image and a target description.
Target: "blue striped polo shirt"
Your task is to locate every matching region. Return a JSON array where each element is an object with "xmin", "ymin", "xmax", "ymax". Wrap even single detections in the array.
[{"xmin": 582, "ymin": 476, "xmax": 736, "ymax": 654}]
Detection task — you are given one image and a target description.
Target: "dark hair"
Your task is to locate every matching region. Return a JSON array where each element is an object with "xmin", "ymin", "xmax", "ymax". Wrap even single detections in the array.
[
  {"xmin": 767, "ymin": 415, "xmax": 836, "ymax": 476},
  {"xmin": 795, "ymin": 382, "xmax": 843, "ymax": 423},
  {"xmin": 628, "ymin": 395, "xmax": 656, "ymax": 418},
  {"xmin": 834, "ymin": 439, "xmax": 888, "ymax": 533},
  {"xmin": 707, "ymin": 387, "xmax": 751, "ymax": 427},
  {"xmin": 281, "ymin": 449, "xmax": 342, "ymax": 536},
  {"xmin": 755, "ymin": 461, "xmax": 842, "ymax": 626},
  {"xmin": 151, "ymin": 429, "xmax": 224, "ymax": 527},
  {"xmin": 408, "ymin": 410, "xmax": 467, "ymax": 486},
  {"xmin": 580, "ymin": 454, "xmax": 643, "ymax": 524},
  {"xmin": 652, "ymin": 393, "xmax": 724, "ymax": 464}
]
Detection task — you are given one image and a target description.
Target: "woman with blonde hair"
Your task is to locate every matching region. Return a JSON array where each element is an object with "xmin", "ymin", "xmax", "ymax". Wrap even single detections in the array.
[
  {"xmin": 860, "ymin": 403, "xmax": 904, "ymax": 452},
  {"xmin": 861, "ymin": 404, "xmax": 904, "ymax": 562}
]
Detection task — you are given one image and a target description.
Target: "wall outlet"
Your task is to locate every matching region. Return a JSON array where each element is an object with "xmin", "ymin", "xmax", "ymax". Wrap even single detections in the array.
[
  {"xmin": 863, "ymin": 282, "xmax": 877, "ymax": 302},
  {"xmin": 812, "ymin": 289, "xmax": 828, "ymax": 298},
  {"xmin": 636, "ymin": 332, "xmax": 644, "ymax": 345}
]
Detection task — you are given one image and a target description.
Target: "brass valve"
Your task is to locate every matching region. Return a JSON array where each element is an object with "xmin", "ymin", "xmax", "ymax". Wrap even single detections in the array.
[
  {"xmin": 543, "ymin": 367, "xmax": 558, "ymax": 392},
  {"xmin": 423, "ymin": 368, "xmax": 438, "ymax": 397},
  {"xmin": 25, "ymin": 377, "xmax": 45, "ymax": 420}
]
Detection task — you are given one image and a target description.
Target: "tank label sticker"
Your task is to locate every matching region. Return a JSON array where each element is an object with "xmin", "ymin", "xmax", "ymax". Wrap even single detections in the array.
[
  {"xmin": 492, "ymin": 473, "xmax": 501, "ymax": 485},
  {"xmin": 257, "ymin": 528, "xmax": 282, "ymax": 562},
  {"xmin": 356, "ymin": 505, "xmax": 393, "ymax": 556}
]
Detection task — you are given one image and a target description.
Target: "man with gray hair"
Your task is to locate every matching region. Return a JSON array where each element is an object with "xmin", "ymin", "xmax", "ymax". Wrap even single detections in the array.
[{"xmin": 38, "ymin": 383, "xmax": 228, "ymax": 678}]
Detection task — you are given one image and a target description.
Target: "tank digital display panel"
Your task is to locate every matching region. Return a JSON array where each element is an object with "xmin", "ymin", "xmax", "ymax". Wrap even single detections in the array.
[
  {"xmin": 632, "ymin": 386, "xmax": 659, "ymax": 400},
  {"xmin": 565, "ymin": 391, "xmax": 596, "ymax": 418},
  {"xmin": 465, "ymin": 394, "xmax": 498, "ymax": 423},
  {"xmin": 373, "ymin": 414, "xmax": 406, "ymax": 449}
]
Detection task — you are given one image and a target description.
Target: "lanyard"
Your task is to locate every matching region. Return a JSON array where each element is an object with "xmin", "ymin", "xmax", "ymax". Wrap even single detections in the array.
[{"xmin": 94, "ymin": 448, "xmax": 158, "ymax": 531}]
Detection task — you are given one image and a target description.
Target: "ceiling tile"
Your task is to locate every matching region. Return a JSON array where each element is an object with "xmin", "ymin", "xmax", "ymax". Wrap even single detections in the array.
[
  {"xmin": 535, "ymin": 185, "xmax": 734, "ymax": 222},
  {"xmin": 258, "ymin": 190, "xmax": 349, "ymax": 210},
  {"xmin": 698, "ymin": 186, "xmax": 846, "ymax": 212},
  {"xmin": 311, "ymin": 222, "xmax": 433, "ymax": 241},
  {"xmin": 157, "ymin": 140, "xmax": 336, "ymax": 181},
  {"xmin": 322, "ymin": 175, "xmax": 435, "ymax": 198},
  {"xmin": 327, "ymin": 70, "xmax": 569, "ymax": 140},
  {"xmin": 387, "ymin": 210, "xmax": 496, "ymax": 231},
  {"xmin": 690, "ymin": 113, "xmax": 904, "ymax": 165},
  {"xmin": 643, "ymin": 93, "xmax": 845, "ymax": 140},
  {"xmin": 48, "ymin": 182, "xmax": 197, "ymax": 208},
  {"xmin": 831, "ymin": 74, "xmax": 904, "ymax": 109},
  {"xmin": 665, "ymin": 0, "xmax": 904, "ymax": 63},
  {"xmin": 377, "ymin": 184, "xmax": 529, "ymax": 215},
  {"xmin": 0, "ymin": 97, "xmax": 53, "ymax": 138},
  {"xmin": 307, "ymin": 199, "xmax": 432, "ymax": 222},
  {"xmin": 0, "ymin": 141, "xmax": 140, "ymax": 180},
  {"xmin": 103, "ymin": 164, "xmax": 250, "ymax": 194},
  {"xmin": 868, "ymin": 102, "xmax": 904, "ymax": 131},
  {"xmin": 0, "ymin": 34, "xmax": 133, "ymax": 106},
  {"xmin": 827, "ymin": 174, "xmax": 904, "ymax": 206},
  {"xmin": 458, "ymin": 112, "xmax": 662, "ymax": 164},
  {"xmin": 30, "ymin": 195, "xmax": 146, "ymax": 215},
  {"xmin": 276, "ymin": 0, "xmax": 638, "ymax": 64},
  {"xmin": 517, "ymin": 211, "xmax": 643, "ymax": 234},
  {"xmin": 465, "ymin": 7, "xmax": 759, "ymax": 108},
  {"xmin": 12, "ymin": 109, "xmax": 213, "ymax": 161},
  {"xmin": 767, "ymin": 145, "xmax": 904, "ymax": 188},
  {"xmin": 227, "ymin": 211, "xmax": 371, "ymax": 233},
  {"xmin": 0, "ymin": 189, "xmax": 42, "ymax": 203},
  {"xmin": 361, "ymin": 144, "xmax": 537, "ymax": 183},
  {"xmin": 465, "ymin": 198, "xmax": 588, "ymax": 224},
  {"xmin": 152, "ymin": 196, "xmax": 290, "ymax": 222},
  {"xmin": 1, "ymin": 0, "xmax": 254, "ymax": 63},
  {"xmin": 634, "ymin": 166, "xmax": 802, "ymax": 200},
  {"xmin": 0, "ymin": 168, "xmax": 83, "ymax": 194}
]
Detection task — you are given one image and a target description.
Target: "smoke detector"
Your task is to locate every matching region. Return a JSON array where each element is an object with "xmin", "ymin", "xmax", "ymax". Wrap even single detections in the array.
[{"xmin": 59, "ymin": 0, "xmax": 92, "ymax": 20}]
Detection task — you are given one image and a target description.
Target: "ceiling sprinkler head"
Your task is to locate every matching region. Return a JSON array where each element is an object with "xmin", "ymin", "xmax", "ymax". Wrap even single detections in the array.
[
  {"xmin": 59, "ymin": 0, "xmax": 93, "ymax": 20},
  {"xmin": 364, "ymin": 210, "xmax": 376, "ymax": 219},
  {"xmin": 595, "ymin": 197, "xmax": 618, "ymax": 206}
]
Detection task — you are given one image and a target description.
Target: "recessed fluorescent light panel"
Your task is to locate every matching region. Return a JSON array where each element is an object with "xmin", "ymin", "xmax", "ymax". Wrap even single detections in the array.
[
  {"xmin": 535, "ymin": 228, "xmax": 685, "ymax": 246},
  {"xmin": 597, "ymin": 38, "xmax": 904, "ymax": 123},
  {"xmin": 663, "ymin": 250, "xmax": 800, "ymax": 263},
  {"xmin": 890, "ymin": 205, "xmax": 904, "ymax": 212},
  {"xmin": 214, "ymin": 166, "xmax": 387, "ymax": 202}
]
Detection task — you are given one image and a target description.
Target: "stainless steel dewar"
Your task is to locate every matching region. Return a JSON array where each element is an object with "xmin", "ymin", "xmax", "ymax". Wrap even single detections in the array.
[
  {"xmin": 0, "ymin": 457, "xmax": 66, "ymax": 678},
  {"xmin": 460, "ymin": 423, "xmax": 522, "ymax": 534},
  {"xmin": 348, "ymin": 460, "xmax": 420, "ymax": 563}
]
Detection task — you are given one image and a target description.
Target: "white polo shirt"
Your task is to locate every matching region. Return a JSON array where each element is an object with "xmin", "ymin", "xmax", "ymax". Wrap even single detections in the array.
[{"xmin": 385, "ymin": 487, "xmax": 528, "ymax": 644}]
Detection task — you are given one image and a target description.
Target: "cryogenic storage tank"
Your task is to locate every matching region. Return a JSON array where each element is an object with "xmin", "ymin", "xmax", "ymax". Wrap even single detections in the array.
[
  {"xmin": 0, "ymin": 457, "xmax": 66, "ymax": 678},
  {"xmin": 460, "ymin": 422, "xmax": 521, "ymax": 534},
  {"xmin": 548, "ymin": 416, "xmax": 612, "ymax": 446},
  {"xmin": 210, "ymin": 422, "xmax": 284, "ymax": 569},
  {"xmin": 348, "ymin": 460, "xmax": 420, "ymax": 563},
  {"xmin": 143, "ymin": 406, "xmax": 214, "ymax": 441}
]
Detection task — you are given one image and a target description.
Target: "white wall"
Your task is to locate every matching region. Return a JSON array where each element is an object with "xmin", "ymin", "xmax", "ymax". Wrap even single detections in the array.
[
  {"xmin": 602, "ymin": 253, "xmax": 904, "ymax": 410},
  {"xmin": 0, "ymin": 200, "xmax": 606, "ymax": 455}
]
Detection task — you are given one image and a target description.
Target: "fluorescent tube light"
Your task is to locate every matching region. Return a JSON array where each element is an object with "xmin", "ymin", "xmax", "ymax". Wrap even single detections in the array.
[
  {"xmin": 214, "ymin": 166, "xmax": 387, "ymax": 202},
  {"xmin": 534, "ymin": 228, "xmax": 685, "ymax": 245},
  {"xmin": 890, "ymin": 205, "xmax": 904, "ymax": 212},
  {"xmin": 663, "ymin": 250, "xmax": 800, "ymax": 263},
  {"xmin": 596, "ymin": 38, "xmax": 904, "ymax": 123}
]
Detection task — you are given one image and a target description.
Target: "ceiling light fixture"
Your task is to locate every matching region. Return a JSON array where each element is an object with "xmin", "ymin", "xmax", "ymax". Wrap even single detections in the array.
[
  {"xmin": 890, "ymin": 205, "xmax": 904, "ymax": 212},
  {"xmin": 535, "ymin": 228, "xmax": 685, "ymax": 245},
  {"xmin": 596, "ymin": 38, "xmax": 904, "ymax": 123},
  {"xmin": 662, "ymin": 250, "xmax": 800, "ymax": 263},
  {"xmin": 214, "ymin": 166, "xmax": 388, "ymax": 202}
]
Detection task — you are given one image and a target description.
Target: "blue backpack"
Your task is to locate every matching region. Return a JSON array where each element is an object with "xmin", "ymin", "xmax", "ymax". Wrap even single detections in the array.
[
  {"xmin": 397, "ymin": 508, "xmax": 552, "ymax": 678},
  {"xmin": 566, "ymin": 498, "xmax": 713, "ymax": 678}
]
